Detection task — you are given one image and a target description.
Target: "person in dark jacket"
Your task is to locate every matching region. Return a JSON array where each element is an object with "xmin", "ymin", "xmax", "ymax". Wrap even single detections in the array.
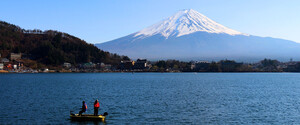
[
  {"xmin": 79, "ymin": 101, "xmax": 87, "ymax": 116},
  {"xmin": 94, "ymin": 99, "xmax": 100, "ymax": 116}
]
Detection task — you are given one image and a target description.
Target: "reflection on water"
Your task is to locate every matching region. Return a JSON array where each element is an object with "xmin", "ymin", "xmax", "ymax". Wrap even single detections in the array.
[{"xmin": 1, "ymin": 73, "xmax": 300, "ymax": 124}]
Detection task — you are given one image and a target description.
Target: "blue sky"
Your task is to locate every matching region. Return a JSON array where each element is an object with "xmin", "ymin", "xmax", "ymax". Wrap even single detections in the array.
[{"xmin": 1, "ymin": 0, "xmax": 300, "ymax": 43}]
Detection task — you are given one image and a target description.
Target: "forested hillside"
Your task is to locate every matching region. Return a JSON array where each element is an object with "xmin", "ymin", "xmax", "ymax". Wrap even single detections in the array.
[{"xmin": 0, "ymin": 21, "xmax": 129, "ymax": 67}]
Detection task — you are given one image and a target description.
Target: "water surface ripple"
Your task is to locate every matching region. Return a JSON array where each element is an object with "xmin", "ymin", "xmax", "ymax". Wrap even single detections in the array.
[{"xmin": 1, "ymin": 73, "xmax": 300, "ymax": 124}]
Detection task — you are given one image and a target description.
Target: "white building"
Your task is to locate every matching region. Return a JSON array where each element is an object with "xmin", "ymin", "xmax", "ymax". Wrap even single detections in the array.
[
  {"xmin": 0, "ymin": 63, "xmax": 3, "ymax": 70},
  {"xmin": 63, "ymin": 62, "xmax": 71, "ymax": 68},
  {"xmin": 13, "ymin": 64, "xmax": 17, "ymax": 69}
]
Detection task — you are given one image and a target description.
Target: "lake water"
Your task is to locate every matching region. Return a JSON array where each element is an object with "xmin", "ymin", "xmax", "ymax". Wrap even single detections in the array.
[{"xmin": 1, "ymin": 73, "xmax": 300, "ymax": 124}]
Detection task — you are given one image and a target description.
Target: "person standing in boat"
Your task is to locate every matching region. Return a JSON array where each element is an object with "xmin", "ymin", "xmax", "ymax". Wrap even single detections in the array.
[
  {"xmin": 94, "ymin": 99, "xmax": 100, "ymax": 116},
  {"xmin": 79, "ymin": 101, "xmax": 87, "ymax": 116}
]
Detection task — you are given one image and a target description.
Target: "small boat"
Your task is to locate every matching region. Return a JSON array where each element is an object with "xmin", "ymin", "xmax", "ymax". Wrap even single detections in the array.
[{"xmin": 70, "ymin": 112, "xmax": 108, "ymax": 122}]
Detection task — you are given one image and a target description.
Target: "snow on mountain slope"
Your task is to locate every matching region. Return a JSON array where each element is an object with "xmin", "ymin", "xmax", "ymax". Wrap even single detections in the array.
[
  {"xmin": 134, "ymin": 9, "xmax": 245, "ymax": 39},
  {"xmin": 96, "ymin": 9, "xmax": 300, "ymax": 61}
]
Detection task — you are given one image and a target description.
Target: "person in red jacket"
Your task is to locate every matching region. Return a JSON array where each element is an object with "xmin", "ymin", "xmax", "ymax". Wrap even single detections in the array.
[{"xmin": 94, "ymin": 99, "xmax": 100, "ymax": 116}]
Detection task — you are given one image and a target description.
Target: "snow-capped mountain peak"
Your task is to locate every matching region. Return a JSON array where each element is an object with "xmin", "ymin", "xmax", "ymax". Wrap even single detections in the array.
[
  {"xmin": 134, "ymin": 9, "xmax": 245, "ymax": 38},
  {"xmin": 97, "ymin": 9, "xmax": 300, "ymax": 61}
]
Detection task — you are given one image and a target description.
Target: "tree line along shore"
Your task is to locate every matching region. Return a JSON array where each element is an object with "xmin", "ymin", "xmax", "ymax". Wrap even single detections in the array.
[
  {"xmin": 1, "ymin": 57, "xmax": 300, "ymax": 73},
  {"xmin": 1, "ymin": 21, "xmax": 300, "ymax": 73}
]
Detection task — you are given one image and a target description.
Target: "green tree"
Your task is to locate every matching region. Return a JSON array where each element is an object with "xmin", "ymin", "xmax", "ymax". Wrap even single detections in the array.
[{"xmin": 209, "ymin": 62, "xmax": 220, "ymax": 72}]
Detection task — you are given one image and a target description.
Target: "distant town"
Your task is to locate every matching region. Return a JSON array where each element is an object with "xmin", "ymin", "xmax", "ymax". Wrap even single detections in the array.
[{"xmin": 1, "ymin": 52, "xmax": 300, "ymax": 73}]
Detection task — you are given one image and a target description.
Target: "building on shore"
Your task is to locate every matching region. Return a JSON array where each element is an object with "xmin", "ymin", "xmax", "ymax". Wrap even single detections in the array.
[
  {"xmin": 1, "ymin": 58, "xmax": 9, "ymax": 63},
  {"xmin": 10, "ymin": 53, "xmax": 22, "ymax": 61},
  {"xmin": 63, "ymin": 62, "xmax": 71, "ymax": 68},
  {"xmin": 134, "ymin": 59, "xmax": 148, "ymax": 70},
  {"xmin": 96, "ymin": 63, "xmax": 112, "ymax": 71},
  {"xmin": 82, "ymin": 62, "xmax": 96, "ymax": 69},
  {"xmin": 0, "ymin": 63, "xmax": 3, "ymax": 70},
  {"xmin": 103, "ymin": 64, "xmax": 112, "ymax": 71},
  {"xmin": 120, "ymin": 61, "xmax": 135, "ymax": 70},
  {"xmin": 13, "ymin": 64, "xmax": 18, "ymax": 69},
  {"xmin": 41, "ymin": 68, "xmax": 49, "ymax": 72}
]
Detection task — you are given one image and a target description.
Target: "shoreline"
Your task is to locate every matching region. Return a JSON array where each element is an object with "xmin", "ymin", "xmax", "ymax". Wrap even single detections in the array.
[{"xmin": 1, "ymin": 71, "xmax": 299, "ymax": 74}]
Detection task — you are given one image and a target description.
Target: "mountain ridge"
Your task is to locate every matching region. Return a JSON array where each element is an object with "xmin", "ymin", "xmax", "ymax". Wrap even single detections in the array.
[
  {"xmin": 96, "ymin": 9, "xmax": 300, "ymax": 61},
  {"xmin": 0, "ymin": 20, "xmax": 130, "ymax": 68}
]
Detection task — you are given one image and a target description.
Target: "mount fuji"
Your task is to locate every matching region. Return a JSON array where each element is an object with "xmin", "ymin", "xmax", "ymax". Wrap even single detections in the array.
[{"xmin": 96, "ymin": 9, "xmax": 300, "ymax": 61}]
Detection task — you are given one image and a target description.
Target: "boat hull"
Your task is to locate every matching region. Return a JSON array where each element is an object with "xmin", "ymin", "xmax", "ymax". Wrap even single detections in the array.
[{"xmin": 70, "ymin": 114, "xmax": 106, "ymax": 121}]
